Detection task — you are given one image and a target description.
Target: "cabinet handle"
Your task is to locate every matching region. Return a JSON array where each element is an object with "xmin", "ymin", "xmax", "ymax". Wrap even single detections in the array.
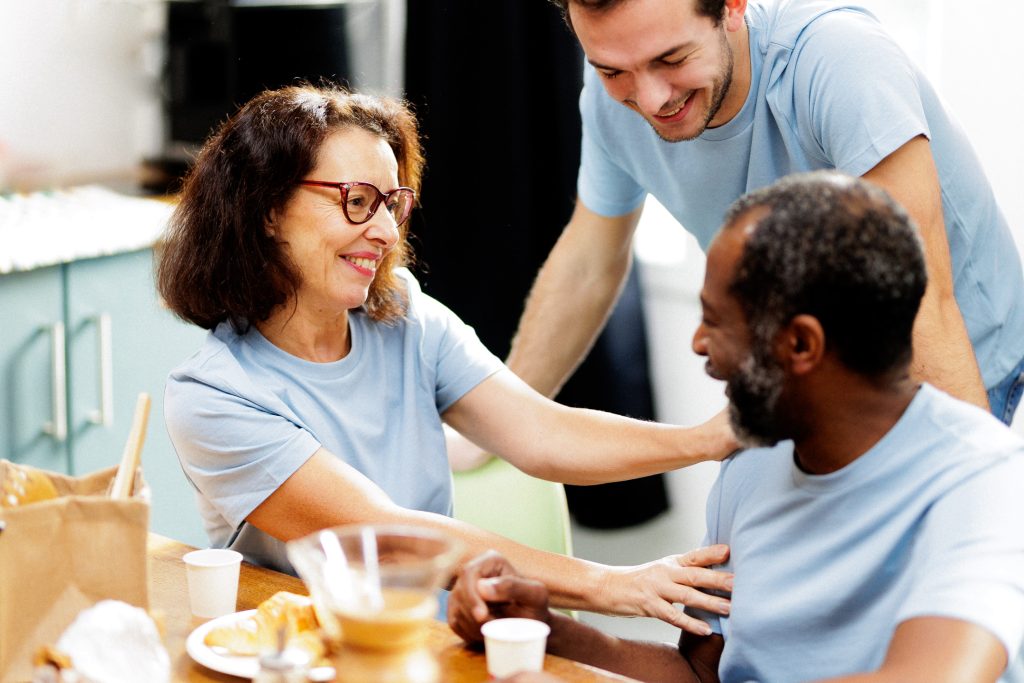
[
  {"xmin": 41, "ymin": 321, "xmax": 68, "ymax": 442},
  {"xmin": 87, "ymin": 313, "xmax": 114, "ymax": 427}
]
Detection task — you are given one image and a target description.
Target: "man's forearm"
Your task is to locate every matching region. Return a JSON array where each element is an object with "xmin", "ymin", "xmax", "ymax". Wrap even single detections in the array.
[
  {"xmin": 507, "ymin": 256, "xmax": 629, "ymax": 398},
  {"xmin": 812, "ymin": 617, "xmax": 1006, "ymax": 683},
  {"xmin": 506, "ymin": 203, "xmax": 641, "ymax": 398},
  {"xmin": 545, "ymin": 613, "xmax": 708, "ymax": 683},
  {"xmin": 861, "ymin": 135, "xmax": 988, "ymax": 411},
  {"xmin": 910, "ymin": 286, "xmax": 988, "ymax": 410}
]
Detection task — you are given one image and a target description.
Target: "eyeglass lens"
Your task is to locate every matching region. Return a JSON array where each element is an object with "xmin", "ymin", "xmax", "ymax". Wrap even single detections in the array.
[{"xmin": 346, "ymin": 184, "xmax": 414, "ymax": 225}]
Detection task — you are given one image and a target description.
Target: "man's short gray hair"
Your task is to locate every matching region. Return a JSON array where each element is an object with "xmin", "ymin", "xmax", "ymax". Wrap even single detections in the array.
[{"xmin": 724, "ymin": 171, "xmax": 928, "ymax": 377}]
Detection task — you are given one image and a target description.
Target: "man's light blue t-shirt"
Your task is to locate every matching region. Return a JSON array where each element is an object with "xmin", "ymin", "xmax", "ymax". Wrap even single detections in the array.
[
  {"xmin": 690, "ymin": 385, "xmax": 1024, "ymax": 682},
  {"xmin": 164, "ymin": 269, "xmax": 504, "ymax": 574},
  {"xmin": 578, "ymin": 0, "xmax": 1024, "ymax": 389}
]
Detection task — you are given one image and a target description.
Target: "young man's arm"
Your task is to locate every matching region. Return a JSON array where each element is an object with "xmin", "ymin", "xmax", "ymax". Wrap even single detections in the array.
[
  {"xmin": 815, "ymin": 616, "xmax": 1007, "ymax": 683},
  {"xmin": 506, "ymin": 199, "xmax": 642, "ymax": 398},
  {"xmin": 862, "ymin": 135, "xmax": 989, "ymax": 410}
]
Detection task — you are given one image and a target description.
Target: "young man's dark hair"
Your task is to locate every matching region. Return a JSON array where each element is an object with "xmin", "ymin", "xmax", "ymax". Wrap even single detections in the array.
[{"xmin": 548, "ymin": 0, "xmax": 727, "ymax": 28}]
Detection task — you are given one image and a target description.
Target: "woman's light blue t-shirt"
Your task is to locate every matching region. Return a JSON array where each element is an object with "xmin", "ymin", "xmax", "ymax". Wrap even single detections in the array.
[{"xmin": 164, "ymin": 269, "xmax": 504, "ymax": 574}]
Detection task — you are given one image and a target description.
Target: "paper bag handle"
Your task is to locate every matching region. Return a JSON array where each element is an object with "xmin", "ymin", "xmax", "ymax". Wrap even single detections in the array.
[{"xmin": 110, "ymin": 393, "xmax": 151, "ymax": 499}]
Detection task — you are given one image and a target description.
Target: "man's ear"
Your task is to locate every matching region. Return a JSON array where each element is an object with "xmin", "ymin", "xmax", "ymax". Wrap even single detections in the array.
[
  {"xmin": 723, "ymin": 0, "xmax": 748, "ymax": 33},
  {"xmin": 777, "ymin": 314, "xmax": 825, "ymax": 376}
]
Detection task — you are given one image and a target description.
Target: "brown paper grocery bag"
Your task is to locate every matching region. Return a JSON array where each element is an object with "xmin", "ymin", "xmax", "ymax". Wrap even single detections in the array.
[{"xmin": 0, "ymin": 461, "xmax": 149, "ymax": 683}]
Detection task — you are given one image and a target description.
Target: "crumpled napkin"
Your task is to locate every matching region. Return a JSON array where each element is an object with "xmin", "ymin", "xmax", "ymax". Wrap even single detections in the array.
[{"xmin": 32, "ymin": 600, "xmax": 170, "ymax": 683}]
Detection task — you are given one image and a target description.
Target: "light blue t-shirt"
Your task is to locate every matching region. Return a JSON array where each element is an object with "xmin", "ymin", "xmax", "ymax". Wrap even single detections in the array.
[
  {"xmin": 164, "ymin": 270, "xmax": 504, "ymax": 574},
  {"xmin": 691, "ymin": 384, "xmax": 1024, "ymax": 682},
  {"xmin": 578, "ymin": 0, "xmax": 1024, "ymax": 389}
]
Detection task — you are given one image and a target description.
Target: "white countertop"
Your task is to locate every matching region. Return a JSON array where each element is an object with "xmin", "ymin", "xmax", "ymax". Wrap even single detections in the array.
[{"xmin": 0, "ymin": 185, "xmax": 174, "ymax": 275}]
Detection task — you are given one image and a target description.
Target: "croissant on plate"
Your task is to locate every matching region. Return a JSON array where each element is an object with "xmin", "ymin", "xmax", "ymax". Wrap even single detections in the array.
[{"xmin": 204, "ymin": 591, "xmax": 325, "ymax": 662}]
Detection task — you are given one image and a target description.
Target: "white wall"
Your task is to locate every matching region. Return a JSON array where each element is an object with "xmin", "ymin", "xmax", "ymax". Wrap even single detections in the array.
[
  {"xmin": 0, "ymin": 0, "xmax": 406, "ymax": 192},
  {"xmin": 0, "ymin": 0, "xmax": 166, "ymax": 189}
]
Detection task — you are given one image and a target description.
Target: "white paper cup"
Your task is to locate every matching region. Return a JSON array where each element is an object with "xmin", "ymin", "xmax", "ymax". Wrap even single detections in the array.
[
  {"xmin": 481, "ymin": 618, "xmax": 550, "ymax": 677},
  {"xmin": 183, "ymin": 548, "xmax": 243, "ymax": 618}
]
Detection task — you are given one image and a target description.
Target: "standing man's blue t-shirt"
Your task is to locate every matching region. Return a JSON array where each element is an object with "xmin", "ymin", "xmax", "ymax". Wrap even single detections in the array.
[{"xmin": 578, "ymin": 0, "xmax": 1024, "ymax": 393}]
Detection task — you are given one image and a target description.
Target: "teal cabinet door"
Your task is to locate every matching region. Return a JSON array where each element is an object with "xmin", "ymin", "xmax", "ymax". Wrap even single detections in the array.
[
  {"xmin": 65, "ymin": 250, "xmax": 208, "ymax": 546},
  {"xmin": 0, "ymin": 266, "xmax": 70, "ymax": 472}
]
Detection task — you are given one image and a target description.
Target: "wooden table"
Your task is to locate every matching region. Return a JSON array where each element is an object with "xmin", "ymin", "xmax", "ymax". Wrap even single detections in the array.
[{"xmin": 149, "ymin": 535, "xmax": 636, "ymax": 682}]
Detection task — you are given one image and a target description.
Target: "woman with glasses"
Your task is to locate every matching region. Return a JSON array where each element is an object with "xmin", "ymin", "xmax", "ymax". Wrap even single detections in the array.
[{"xmin": 157, "ymin": 84, "xmax": 734, "ymax": 632}]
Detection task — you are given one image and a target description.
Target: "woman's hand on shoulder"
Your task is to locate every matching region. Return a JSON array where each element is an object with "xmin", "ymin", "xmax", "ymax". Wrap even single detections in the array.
[
  {"xmin": 597, "ymin": 544, "xmax": 733, "ymax": 635},
  {"xmin": 697, "ymin": 408, "xmax": 741, "ymax": 462}
]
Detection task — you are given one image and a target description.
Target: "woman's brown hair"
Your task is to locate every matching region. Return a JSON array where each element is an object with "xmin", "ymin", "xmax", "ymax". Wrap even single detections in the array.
[{"xmin": 156, "ymin": 84, "xmax": 425, "ymax": 331}]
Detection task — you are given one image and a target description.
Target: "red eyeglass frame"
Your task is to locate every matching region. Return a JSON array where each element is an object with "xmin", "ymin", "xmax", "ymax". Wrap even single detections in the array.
[{"xmin": 298, "ymin": 180, "xmax": 416, "ymax": 226}]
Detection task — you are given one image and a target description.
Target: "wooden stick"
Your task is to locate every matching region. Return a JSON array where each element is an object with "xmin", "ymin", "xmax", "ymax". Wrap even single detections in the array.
[{"xmin": 110, "ymin": 393, "xmax": 151, "ymax": 499}]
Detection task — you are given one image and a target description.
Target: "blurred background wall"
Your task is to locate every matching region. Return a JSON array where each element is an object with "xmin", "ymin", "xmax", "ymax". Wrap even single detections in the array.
[{"xmin": 1, "ymin": 0, "xmax": 1021, "ymax": 243}]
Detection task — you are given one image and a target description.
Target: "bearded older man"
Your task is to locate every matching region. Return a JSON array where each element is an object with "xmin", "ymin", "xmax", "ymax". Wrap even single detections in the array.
[{"xmin": 447, "ymin": 172, "xmax": 1024, "ymax": 683}]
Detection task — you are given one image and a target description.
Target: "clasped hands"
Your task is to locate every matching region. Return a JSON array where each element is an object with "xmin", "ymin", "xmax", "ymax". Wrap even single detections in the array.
[{"xmin": 447, "ymin": 545, "xmax": 732, "ymax": 682}]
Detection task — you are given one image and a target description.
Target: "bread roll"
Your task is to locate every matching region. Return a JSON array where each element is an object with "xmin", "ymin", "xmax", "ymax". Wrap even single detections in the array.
[
  {"xmin": 254, "ymin": 592, "xmax": 319, "ymax": 649},
  {"xmin": 2, "ymin": 463, "xmax": 59, "ymax": 508},
  {"xmin": 204, "ymin": 615, "xmax": 259, "ymax": 655},
  {"xmin": 204, "ymin": 592, "xmax": 324, "ymax": 662}
]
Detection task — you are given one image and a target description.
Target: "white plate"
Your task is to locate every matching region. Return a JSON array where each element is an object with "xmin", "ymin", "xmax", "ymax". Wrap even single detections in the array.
[
  {"xmin": 186, "ymin": 610, "xmax": 336, "ymax": 681},
  {"xmin": 186, "ymin": 610, "xmax": 260, "ymax": 679}
]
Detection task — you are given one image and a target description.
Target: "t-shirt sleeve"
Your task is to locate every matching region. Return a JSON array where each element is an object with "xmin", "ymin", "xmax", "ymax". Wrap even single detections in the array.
[
  {"xmin": 576, "ymin": 67, "xmax": 648, "ymax": 217},
  {"xmin": 787, "ymin": 9, "xmax": 930, "ymax": 176},
  {"xmin": 165, "ymin": 357, "xmax": 321, "ymax": 530},
  {"xmin": 684, "ymin": 461, "xmax": 731, "ymax": 635},
  {"xmin": 401, "ymin": 271, "xmax": 504, "ymax": 413},
  {"xmin": 897, "ymin": 456, "xmax": 1024, "ymax": 662}
]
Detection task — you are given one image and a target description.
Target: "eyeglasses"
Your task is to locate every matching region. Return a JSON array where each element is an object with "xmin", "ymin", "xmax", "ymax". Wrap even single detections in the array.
[{"xmin": 299, "ymin": 180, "xmax": 416, "ymax": 226}]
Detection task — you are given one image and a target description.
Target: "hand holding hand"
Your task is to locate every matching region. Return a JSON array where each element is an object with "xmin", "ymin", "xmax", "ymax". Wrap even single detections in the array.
[
  {"xmin": 598, "ymin": 544, "xmax": 732, "ymax": 635},
  {"xmin": 448, "ymin": 550, "xmax": 551, "ymax": 644}
]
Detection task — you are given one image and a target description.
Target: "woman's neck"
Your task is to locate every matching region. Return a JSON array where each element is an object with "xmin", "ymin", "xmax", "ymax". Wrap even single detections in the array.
[{"xmin": 256, "ymin": 302, "xmax": 351, "ymax": 363}]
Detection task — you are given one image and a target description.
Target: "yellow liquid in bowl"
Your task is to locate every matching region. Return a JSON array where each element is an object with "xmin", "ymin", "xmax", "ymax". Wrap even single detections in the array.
[{"xmin": 335, "ymin": 587, "xmax": 438, "ymax": 651}]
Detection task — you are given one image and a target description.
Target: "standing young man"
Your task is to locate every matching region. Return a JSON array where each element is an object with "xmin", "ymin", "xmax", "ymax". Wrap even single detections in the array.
[{"xmin": 506, "ymin": 0, "xmax": 1024, "ymax": 423}]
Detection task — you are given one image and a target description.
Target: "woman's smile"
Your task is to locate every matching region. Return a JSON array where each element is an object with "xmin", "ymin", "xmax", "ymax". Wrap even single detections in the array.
[{"xmin": 341, "ymin": 253, "xmax": 380, "ymax": 276}]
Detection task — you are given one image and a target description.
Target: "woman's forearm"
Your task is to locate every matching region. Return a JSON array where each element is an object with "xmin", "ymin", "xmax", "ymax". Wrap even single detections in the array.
[
  {"xmin": 517, "ymin": 405, "xmax": 735, "ymax": 485},
  {"xmin": 445, "ymin": 374, "xmax": 736, "ymax": 485}
]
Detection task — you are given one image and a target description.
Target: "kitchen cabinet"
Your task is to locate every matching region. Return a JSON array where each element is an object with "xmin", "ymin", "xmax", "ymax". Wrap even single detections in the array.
[
  {"xmin": 0, "ymin": 265, "xmax": 69, "ymax": 475},
  {"xmin": 0, "ymin": 249, "xmax": 208, "ymax": 546}
]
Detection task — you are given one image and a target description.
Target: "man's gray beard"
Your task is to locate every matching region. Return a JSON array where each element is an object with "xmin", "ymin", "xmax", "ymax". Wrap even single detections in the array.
[{"xmin": 727, "ymin": 350, "xmax": 785, "ymax": 448}]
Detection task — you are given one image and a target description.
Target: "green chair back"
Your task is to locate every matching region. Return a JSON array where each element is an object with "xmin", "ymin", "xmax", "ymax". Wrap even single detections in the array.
[{"xmin": 452, "ymin": 457, "xmax": 573, "ymax": 557}]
